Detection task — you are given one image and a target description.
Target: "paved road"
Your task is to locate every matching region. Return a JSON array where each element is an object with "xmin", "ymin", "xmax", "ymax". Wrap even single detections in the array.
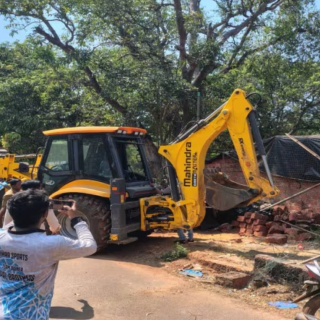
[{"xmin": 50, "ymin": 249, "xmax": 289, "ymax": 320}]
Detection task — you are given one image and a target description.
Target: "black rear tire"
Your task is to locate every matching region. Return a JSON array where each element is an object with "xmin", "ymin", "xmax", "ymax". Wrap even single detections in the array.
[
  {"xmin": 302, "ymin": 293, "xmax": 320, "ymax": 316},
  {"xmin": 55, "ymin": 194, "xmax": 111, "ymax": 252}
]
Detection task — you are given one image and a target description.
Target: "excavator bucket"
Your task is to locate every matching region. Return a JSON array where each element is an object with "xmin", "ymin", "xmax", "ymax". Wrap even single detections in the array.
[{"xmin": 204, "ymin": 168, "xmax": 260, "ymax": 211}]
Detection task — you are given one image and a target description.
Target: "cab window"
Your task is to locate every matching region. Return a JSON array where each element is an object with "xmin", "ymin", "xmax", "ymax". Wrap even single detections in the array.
[
  {"xmin": 44, "ymin": 138, "xmax": 70, "ymax": 171},
  {"xmin": 81, "ymin": 135, "xmax": 112, "ymax": 180}
]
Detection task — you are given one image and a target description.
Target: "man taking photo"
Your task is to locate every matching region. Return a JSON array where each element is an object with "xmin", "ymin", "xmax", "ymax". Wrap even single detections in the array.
[
  {"xmin": 0, "ymin": 189, "xmax": 97, "ymax": 320},
  {"xmin": 3, "ymin": 179, "xmax": 61, "ymax": 234}
]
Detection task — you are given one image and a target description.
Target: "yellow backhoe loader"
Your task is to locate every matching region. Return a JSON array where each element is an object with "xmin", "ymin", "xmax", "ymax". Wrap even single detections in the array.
[{"xmin": 0, "ymin": 89, "xmax": 279, "ymax": 251}]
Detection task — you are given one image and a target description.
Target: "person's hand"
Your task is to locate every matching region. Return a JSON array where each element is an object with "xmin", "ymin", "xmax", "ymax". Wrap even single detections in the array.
[
  {"xmin": 50, "ymin": 226, "xmax": 61, "ymax": 235},
  {"xmin": 58, "ymin": 200, "xmax": 81, "ymax": 219}
]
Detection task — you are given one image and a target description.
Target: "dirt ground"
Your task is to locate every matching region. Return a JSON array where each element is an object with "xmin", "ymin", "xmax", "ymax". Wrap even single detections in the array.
[
  {"xmin": 51, "ymin": 250, "xmax": 288, "ymax": 320},
  {"xmin": 119, "ymin": 229, "xmax": 320, "ymax": 319}
]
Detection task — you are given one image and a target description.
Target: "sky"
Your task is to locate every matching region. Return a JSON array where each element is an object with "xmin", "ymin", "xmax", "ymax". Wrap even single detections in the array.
[
  {"xmin": 1, "ymin": 0, "xmax": 320, "ymax": 43},
  {"xmin": 0, "ymin": 16, "xmax": 30, "ymax": 42}
]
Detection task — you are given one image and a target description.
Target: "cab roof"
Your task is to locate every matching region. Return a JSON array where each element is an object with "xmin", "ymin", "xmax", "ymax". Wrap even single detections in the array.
[{"xmin": 43, "ymin": 126, "xmax": 147, "ymax": 136}]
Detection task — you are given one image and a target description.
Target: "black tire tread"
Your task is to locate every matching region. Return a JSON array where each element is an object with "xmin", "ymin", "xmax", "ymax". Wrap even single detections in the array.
[{"xmin": 59, "ymin": 193, "xmax": 111, "ymax": 252}]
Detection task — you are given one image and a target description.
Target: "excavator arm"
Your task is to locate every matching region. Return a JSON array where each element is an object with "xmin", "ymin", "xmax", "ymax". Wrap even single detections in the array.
[{"xmin": 140, "ymin": 89, "xmax": 279, "ymax": 231}]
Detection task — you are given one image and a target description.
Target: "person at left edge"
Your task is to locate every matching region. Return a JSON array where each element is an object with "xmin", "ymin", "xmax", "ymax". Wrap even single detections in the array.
[
  {"xmin": 0, "ymin": 189, "xmax": 97, "ymax": 320},
  {"xmin": 3, "ymin": 179, "xmax": 61, "ymax": 234},
  {"xmin": 0, "ymin": 179, "xmax": 21, "ymax": 227}
]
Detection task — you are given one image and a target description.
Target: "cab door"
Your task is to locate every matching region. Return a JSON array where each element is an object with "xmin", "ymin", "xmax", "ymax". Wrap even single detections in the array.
[
  {"xmin": 78, "ymin": 133, "xmax": 115, "ymax": 183},
  {"xmin": 38, "ymin": 136, "xmax": 75, "ymax": 194}
]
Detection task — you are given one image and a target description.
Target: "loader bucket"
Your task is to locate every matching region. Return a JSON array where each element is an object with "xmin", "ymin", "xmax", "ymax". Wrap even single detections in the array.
[{"xmin": 204, "ymin": 168, "xmax": 260, "ymax": 211}]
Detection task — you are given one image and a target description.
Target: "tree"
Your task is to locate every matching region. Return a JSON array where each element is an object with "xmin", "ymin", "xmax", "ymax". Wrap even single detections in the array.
[
  {"xmin": 204, "ymin": 50, "xmax": 320, "ymax": 157},
  {"xmin": 0, "ymin": 0, "xmax": 320, "ymax": 173},
  {"xmin": 237, "ymin": 53, "xmax": 320, "ymax": 137},
  {"xmin": 1, "ymin": 1, "xmax": 318, "ymax": 133},
  {"xmin": 0, "ymin": 41, "xmax": 114, "ymax": 153}
]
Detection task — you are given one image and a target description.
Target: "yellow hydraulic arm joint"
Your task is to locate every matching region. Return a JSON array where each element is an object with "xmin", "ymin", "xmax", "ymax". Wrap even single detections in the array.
[
  {"xmin": 0, "ymin": 153, "xmax": 42, "ymax": 182},
  {"xmin": 140, "ymin": 89, "xmax": 279, "ymax": 231}
]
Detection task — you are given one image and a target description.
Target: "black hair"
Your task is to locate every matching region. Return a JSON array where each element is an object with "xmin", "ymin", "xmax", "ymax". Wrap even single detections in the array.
[
  {"xmin": 21, "ymin": 180, "xmax": 41, "ymax": 191},
  {"xmin": 9, "ymin": 179, "xmax": 21, "ymax": 186},
  {"xmin": 8, "ymin": 189, "xmax": 49, "ymax": 228}
]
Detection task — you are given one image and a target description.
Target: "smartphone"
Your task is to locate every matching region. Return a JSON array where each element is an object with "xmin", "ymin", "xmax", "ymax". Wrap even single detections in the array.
[{"xmin": 49, "ymin": 199, "xmax": 73, "ymax": 210}]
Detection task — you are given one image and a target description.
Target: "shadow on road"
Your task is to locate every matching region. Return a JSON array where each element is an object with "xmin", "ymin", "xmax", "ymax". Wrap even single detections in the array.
[
  {"xmin": 88, "ymin": 233, "xmax": 174, "ymax": 267},
  {"xmin": 85, "ymin": 209, "xmax": 250, "ymax": 267},
  {"xmin": 50, "ymin": 299, "xmax": 94, "ymax": 319},
  {"xmin": 87, "ymin": 228, "xmax": 313, "ymax": 269}
]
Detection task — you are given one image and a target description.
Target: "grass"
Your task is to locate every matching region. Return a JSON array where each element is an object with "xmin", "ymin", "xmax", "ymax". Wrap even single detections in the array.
[{"xmin": 161, "ymin": 243, "xmax": 189, "ymax": 262}]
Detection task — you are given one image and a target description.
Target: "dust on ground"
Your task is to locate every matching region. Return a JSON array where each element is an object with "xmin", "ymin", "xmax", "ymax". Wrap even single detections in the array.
[{"xmin": 104, "ymin": 229, "xmax": 320, "ymax": 319}]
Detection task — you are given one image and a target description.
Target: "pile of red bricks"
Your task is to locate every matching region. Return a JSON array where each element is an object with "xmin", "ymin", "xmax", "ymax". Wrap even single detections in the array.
[
  {"xmin": 231, "ymin": 205, "xmax": 317, "ymax": 245},
  {"xmin": 232, "ymin": 212, "xmax": 269, "ymax": 237}
]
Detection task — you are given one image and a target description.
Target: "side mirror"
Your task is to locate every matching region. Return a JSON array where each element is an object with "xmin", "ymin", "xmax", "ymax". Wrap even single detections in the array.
[{"xmin": 19, "ymin": 162, "xmax": 29, "ymax": 173}]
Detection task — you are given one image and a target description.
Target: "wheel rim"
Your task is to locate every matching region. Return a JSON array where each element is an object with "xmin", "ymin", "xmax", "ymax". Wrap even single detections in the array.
[{"xmin": 57, "ymin": 211, "xmax": 90, "ymax": 240}]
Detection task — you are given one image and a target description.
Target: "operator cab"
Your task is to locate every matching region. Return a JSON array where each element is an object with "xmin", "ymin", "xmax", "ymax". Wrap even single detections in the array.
[{"xmin": 38, "ymin": 126, "xmax": 156, "ymax": 199}]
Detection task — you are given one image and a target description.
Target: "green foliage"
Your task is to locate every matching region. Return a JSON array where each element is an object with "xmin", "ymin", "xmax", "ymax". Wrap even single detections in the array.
[
  {"xmin": 0, "ymin": 0, "xmax": 320, "ymax": 157},
  {"xmin": 0, "ymin": 41, "xmax": 114, "ymax": 153},
  {"xmin": 161, "ymin": 243, "xmax": 189, "ymax": 262},
  {"xmin": 1, "ymin": 132, "xmax": 22, "ymax": 153},
  {"xmin": 205, "ymin": 49, "xmax": 320, "ymax": 156}
]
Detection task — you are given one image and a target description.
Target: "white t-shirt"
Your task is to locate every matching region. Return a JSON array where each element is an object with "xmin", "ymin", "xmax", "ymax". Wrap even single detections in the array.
[
  {"xmin": 3, "ymin": 209, "xmax": 60, "ymax": 233},
  {"xmin": 0, "ymin": 221, "xmax": 97, "ymax": 320}
]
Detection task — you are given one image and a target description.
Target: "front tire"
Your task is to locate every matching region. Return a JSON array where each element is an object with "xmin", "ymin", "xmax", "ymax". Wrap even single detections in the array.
[{"xmin": 55, "ymin": 194, "xmax": 111, "ymax": 252}]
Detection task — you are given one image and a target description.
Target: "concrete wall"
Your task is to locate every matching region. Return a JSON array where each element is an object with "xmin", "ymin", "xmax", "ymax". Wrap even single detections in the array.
[{"xmin": 206, "ymin": 156, "xmax": 320, "ymax": 212}]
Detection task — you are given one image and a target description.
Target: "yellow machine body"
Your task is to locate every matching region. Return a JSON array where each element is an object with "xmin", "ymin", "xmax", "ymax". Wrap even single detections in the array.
[
  {"xmin": 0, "ymin": 154, "xmax": 42, "ymax": 183},
  {"xmin": 50, "ymin": 180, "xmax": 129, "ymax": 199},
  {"xmin": 50, "ymin": 180, "xmax": 111, "ymax": 199},
  {"xmin": 0, "ymin": 89, "xmax": 279, "ymax": 249},
  {"xmin": 140, "ymin": 89, "xmax": 279, "ymax": 231}
]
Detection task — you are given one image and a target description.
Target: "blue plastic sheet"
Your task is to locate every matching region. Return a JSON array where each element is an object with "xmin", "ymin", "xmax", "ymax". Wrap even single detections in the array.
[
  {"xmin": 179, "ymin": 269, "xmax": 203, "ymax": 278},
  {"xmin": 268, "ymin": 301, "xmax": 298, "ymax": 309}
]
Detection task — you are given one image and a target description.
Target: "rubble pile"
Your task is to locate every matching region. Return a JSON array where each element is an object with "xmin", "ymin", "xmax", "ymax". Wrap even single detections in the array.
[{"xmin": 231, "ymin": 205, "xmax": 318, "ymax": 244}]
